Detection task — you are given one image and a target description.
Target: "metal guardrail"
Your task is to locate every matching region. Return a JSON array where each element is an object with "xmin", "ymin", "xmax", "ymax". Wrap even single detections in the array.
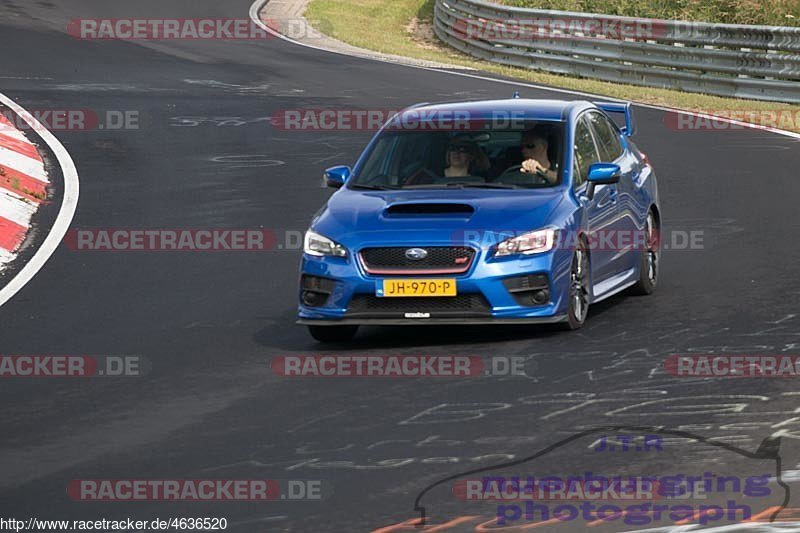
[{"xmin": 434, "ymin": 0, "xmax": 800, "ymax": 102}]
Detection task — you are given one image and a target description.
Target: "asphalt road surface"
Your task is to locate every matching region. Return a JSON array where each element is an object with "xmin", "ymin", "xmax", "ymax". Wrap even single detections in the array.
[{"xmin": 2, "ymin": 0, "xmax": 800, "ymax": 531}]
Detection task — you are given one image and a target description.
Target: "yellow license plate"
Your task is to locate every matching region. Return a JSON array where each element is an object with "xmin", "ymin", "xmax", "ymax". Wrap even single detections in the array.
[{"xmin": 378, "ymin": 279, "xmax": 457, "ymax": 297}]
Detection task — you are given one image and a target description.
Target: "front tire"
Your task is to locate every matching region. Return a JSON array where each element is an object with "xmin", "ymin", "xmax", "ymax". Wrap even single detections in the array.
[
  {"xmin": 308, "ymin": 325, "xmax": 359, "ymax": 343},
  {"xmin": 562, "ymin": 243, "xmax": 590, "ymax": 330},
  {"xmin": 630, "ymin": 210, "xmax": 659, "ymax": 295}
]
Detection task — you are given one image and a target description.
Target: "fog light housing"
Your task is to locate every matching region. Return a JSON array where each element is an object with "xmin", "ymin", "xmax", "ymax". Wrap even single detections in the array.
[
  {"xmin": 502, "ymin": 274, "xmax": 551, "ymax": 307},
  {"xmin": 531, "ymin": 289, "xmax": 549, "ymax": 305},
  {"xmin": 300, "ymin": 275, "xmax": 335, "ymax": 307},
  {"xmin": 302, "ymin": 291, "xmax": 323, "ymax": 307}
]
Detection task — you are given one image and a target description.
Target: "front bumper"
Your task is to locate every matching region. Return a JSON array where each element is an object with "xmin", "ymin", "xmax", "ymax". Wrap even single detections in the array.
[
  {"xmin": 298, "ymin": 316, "xmax": 566, "ymax": 326},
  {"xmin": 297, "ymin": 243, "xmax": 573, "ymax": 323}
]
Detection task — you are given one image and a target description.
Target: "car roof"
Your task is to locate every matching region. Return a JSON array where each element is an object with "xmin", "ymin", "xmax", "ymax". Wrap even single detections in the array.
[{"xmin": 397, "ymin": 99, "xmax": 592, "ymax": 123}]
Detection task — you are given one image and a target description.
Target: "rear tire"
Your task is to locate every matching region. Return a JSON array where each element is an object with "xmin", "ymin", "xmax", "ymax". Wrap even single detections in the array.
[
  {"xmin": 561, "ymin": 242, "xmax": 590, "ymax": 330},
  {"xmin": 630, "ymin": 210, "xmax": 659, "ymax": 295},
  {"xmin": 307, "ymin": 325, "xmax": 359, "ymax": 343}
]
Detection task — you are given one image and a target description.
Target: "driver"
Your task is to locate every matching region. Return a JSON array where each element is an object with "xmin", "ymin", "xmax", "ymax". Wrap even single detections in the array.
[
  {"xmin": 520, "ymin": 126, "xmax": 558, "ymax": 184},
  {"xmin": 444, "ymin": 136, "xmax": 490, "ymax": 178}
]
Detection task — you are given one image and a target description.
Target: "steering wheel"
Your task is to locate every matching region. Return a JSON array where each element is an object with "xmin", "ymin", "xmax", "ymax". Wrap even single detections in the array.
[
  {"xmin": 500, "ymin": 164, "xmax": 524, "ymax": 175},
  {"xmin": 497, "ymin": 164, "xmax": 549, "ymax": 185}
]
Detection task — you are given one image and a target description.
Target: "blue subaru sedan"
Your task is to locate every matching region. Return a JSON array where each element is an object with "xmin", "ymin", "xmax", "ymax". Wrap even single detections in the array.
[{"xmin": 297, "ymin": 98, "xmax": 659, "ymax": 342}]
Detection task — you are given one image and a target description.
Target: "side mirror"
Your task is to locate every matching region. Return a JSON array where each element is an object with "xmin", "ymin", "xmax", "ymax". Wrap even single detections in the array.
[
  {"xmin": 323, "ymin": 165, "xmax": 351, "ymax": 189},
  {"xmin": 585, "ymin": 163, "xmax": 620, "ymax": 200}
]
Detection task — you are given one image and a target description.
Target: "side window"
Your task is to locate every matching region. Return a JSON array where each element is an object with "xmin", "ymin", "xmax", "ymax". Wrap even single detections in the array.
[
  {"xmin": 587, "ymin": 112, "xmax": 624, "ymax": 162},
  {"xmin": 573, "ymin": 116, "xmax": 600, "ymax": 188}
]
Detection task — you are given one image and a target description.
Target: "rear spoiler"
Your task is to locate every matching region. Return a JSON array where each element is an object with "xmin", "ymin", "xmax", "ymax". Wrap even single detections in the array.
[{"xmin": 593, "ymin": 101, "xmax": 636, "ymax": 137}]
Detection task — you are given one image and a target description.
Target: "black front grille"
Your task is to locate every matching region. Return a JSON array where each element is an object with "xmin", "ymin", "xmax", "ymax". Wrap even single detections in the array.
[
  {"xmin": 346, "ymin": 293, "xmax": 491, "ymax": 318},
  {"xmin": 360, "ymin": 247, "xmax": 475, "ymax": 273}
]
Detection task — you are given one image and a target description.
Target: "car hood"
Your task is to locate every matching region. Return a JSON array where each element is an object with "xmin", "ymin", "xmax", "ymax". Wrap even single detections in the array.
[{"xmin": 312, "ymin": 188, "xmax": 565, "ymax": 247}]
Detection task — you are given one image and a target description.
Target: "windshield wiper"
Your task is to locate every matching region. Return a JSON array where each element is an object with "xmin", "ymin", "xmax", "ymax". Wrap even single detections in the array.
[
  {"xmin": 348, "ymin": 184, "xmax": 399, "ymax": 190},
  {"xmin": 400, "ymin": 183, "xmax": 453, "ymax": 189},
  {"xmin": 402, "ymin": 182, "xmax": 519, "ymax": 190},
  {"xmin": 458, "ymin": 183, "xmax": 520, "ymax": 189},
  {"xmin": 399, "ymin": 182, "xmax": 522, "ymax": 190}
]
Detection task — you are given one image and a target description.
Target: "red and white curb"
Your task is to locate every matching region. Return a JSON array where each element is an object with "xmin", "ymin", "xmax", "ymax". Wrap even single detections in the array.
[
  {"xmin": 0, "ymin": 110, "xmax": 48, "ymax": 267},
  {"xmin": 0, "ymin": 92, "xmax": 79, "ymax": 308}
]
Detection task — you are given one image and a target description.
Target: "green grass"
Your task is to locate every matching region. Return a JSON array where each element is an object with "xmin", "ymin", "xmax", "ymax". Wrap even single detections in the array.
[
  {"xmin": 499, "ymin": 0, "xmax": 800, "ymax": 27},
  {"xmin": 305, "ymin": 0, "xmax": 800, "ymax": 133}
]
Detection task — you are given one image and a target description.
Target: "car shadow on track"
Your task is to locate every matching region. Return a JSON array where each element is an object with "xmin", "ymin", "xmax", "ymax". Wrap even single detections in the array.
[{"xmin": 256, "ymin": 290, "xmax": 632, "ymax": 350}]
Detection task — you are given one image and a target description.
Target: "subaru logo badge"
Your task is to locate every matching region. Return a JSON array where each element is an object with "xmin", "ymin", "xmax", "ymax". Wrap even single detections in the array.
[{"xmin": 405, "ymin": 248, "xmax": 428, "ymax": 261}]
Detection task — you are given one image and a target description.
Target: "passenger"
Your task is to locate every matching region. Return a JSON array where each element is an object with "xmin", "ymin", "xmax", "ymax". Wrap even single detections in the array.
[
  {"xmin": 520, "ymin": 125, "xmax": 558, "ymax": 184},
  {"xmin": 444, "ymin": 136, "xmax": 490, "ymax": 178}
]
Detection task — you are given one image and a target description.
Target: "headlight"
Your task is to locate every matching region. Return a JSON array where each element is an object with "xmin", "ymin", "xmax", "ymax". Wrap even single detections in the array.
[
  {"xmin": 304, "ymin": 229, "xmax": 347, "ymax": 257},
  {"xmin": 495, "ymin": 229, "xmax": 556, "ymax": 257}
]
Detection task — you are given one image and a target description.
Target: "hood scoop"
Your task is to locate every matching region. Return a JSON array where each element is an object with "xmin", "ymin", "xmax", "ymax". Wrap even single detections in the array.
[{"xmin": 385, "ymin": 202, "xmax": 475, "ymax": 217}]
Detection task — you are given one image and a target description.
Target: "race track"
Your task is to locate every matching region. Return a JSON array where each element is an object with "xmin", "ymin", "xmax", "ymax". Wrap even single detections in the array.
[{"xmin": 2, "ymin": 0, "xmax": 800, "ymax": 531}]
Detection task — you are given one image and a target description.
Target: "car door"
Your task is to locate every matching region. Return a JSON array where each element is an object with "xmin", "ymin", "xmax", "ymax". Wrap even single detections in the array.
[
  {"xmin": 585, "ymin": 111, "xmax": 640, "ymax": 273},
  {"xmin": 573, "ymin": 114, "xmax": 620, "ymax": 284}
]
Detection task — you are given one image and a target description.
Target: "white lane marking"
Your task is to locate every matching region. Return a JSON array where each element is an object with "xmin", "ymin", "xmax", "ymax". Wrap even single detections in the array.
[
  {"xmin": 0, "ymin": 91, "xmax": 80, "ymax": 308},
  {"xmin": 249, "ymin": 0, "xmax": 800, "ymax": 141},
  {"xmin": 0, "ymin": 76, "xmax": 54, "ymax": 81},
  {"xmin": 0, "ymin": 190, "xmax": 37, "ymax": 228},
  {"xmin": 183, "ymin": 79, "xmax": 274, "ymax": 92},
  {"xmin": 0, "ymin": 145, "xmax": 48, "ymax": 181},
  {"xmin": 210, "ymin": 154, "xmax": 286, "ymax": 167},
  {"xmin": 48, "ymin": 83, "xmax": 139, "ymax": 91}
]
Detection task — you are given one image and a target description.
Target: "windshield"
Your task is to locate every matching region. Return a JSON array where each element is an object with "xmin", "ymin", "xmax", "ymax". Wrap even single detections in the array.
[{"xmin": 349, "ymin": 121, "xmax": 565, "ymax": 190}]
